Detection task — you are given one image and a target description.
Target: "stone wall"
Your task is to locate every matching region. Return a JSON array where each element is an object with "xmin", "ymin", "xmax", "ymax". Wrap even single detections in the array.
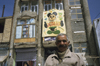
[
  {"xmin": 0, "ymin": 33, "xmax": 3, "ymax": 42},
  {"xmin": 2, "ymin": 18, "xmax": 12, "ymax": 43}
]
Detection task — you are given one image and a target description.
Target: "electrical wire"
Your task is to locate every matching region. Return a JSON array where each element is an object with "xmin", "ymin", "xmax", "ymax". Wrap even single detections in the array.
[{"xmin": 94, "ymin": 12, "xmax": 100, "ymax": 19}]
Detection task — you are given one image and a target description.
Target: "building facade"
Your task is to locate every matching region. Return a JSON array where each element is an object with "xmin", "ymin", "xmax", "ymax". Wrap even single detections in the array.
[
  {"xmin": 93, "ymin": 18, "xmax": 100, "ymax": 65},
  {"xmin": 8, "ymin": 0, "xmax": 99, "ymax": 66},
  {"xmin": 0, "ymin": 16, "xmax": 12, "ymax": 66}
]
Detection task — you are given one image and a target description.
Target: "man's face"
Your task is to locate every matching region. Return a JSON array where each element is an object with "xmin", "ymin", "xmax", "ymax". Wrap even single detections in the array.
[{"xmin": 55, "ymin": 35, "xmax": 70, "ymax": 52}]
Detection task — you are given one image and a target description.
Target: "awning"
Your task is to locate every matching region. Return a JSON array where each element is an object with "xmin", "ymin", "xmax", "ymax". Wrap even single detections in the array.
[
  {"xmin": 0, "ymin": 48, "xmax": 8, "ymax": 63},
  {"xmin": 0, "ymin": 56, "xmax": 8, "ymax": 63}
]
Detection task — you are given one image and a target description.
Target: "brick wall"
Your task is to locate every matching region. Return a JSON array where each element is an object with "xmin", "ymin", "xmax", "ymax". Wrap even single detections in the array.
[{"xmin": 2, "ymin": 18, "xmax": 12, "ymax": 43}]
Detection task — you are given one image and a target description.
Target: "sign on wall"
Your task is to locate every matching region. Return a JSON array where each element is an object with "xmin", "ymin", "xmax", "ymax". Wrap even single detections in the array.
[{"xmin": 42, "ymin": 9, "xmax": 66, "ymax": 37}]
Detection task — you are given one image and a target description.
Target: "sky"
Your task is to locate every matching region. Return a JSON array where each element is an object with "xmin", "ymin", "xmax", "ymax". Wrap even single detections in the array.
[{"xmin": 0, "ymin": 0, "xmax": 100, "ymax": 23}]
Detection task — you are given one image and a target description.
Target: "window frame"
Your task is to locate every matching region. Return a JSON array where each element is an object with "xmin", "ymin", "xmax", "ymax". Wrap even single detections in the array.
[
  {"xmin": 44, "ymin": 0, "xmax": 52, "ymax": 11},
  {"xmin": 73, "ymin": 42, "xmax": 87, "ymax": 53},
  {"xmin": 15, "ymin": 18, "xmax": 36, "ymax": 39},
  {"xmin": 20, "ymin": 1, "xmax": 29, "ymax": 12},
  {"xmin": 31, "ymin": 1, "xmax": 39, "ymax": 14},
  {"xmin": 69, "ymin": 0, "xmax": 80, "ymax": 5},
  {"xmin": 55, "ymin": 0, "xmax": 63, "ymax": 10},
  {"xmin": 71, "ymin": 8, "xmax": 83, "ymax": 19}
]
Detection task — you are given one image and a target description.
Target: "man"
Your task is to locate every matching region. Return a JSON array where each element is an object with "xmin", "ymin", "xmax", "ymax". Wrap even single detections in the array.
[{"xmin": 44, "ymin": 33, "xmax": 85, "ymax": 66}]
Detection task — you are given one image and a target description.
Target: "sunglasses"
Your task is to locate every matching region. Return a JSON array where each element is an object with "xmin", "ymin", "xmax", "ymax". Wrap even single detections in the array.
[{"xmin": 57, "ymin": 40, "xmax": 67, "ymax": 43}]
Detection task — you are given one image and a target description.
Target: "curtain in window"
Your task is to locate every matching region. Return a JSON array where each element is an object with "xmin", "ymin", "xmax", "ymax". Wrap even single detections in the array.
[{"xmin": 16, "ymin": 26, "xmax": 22, "ymax": 39}]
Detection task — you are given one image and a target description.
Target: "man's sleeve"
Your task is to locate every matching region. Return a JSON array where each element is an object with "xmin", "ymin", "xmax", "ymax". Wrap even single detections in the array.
[
  {"xmin": 44, "ymin": 56, "xmax": 52, "ymax": 66},
  {"xmin": 44, "ymin": 58, "xmax": 48, "ymax": 66},
  {"xmin": 76, "ymin": 54, "xmax": 86, "ymax": 66},
  {"xmin": 44, "ymin": 61, "xmax": 46, "ymax": 66}
]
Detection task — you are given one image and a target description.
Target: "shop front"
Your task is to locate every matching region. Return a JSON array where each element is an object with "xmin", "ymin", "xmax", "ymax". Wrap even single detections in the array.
[{"xmin": 15, "ymin": 48, "xmax": 37, "ymax": 66}]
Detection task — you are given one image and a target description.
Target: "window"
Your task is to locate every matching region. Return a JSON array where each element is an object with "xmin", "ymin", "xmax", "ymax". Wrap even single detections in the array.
[
  {"xmin": 20, "ymin": 1, "xmax": 39, "ymax": 14},
  {"xmin": 44, "ymin": 0, "xmax": 63, "ymax": 11},
  {"xmin": 21, "ymin": 1, "xmax": 29, "ymax": 12},
  {"xmin": 16, "ymin": 18, "xmax": 35, "ymax": 39},
  {"xmin": 69, "ymin": 0, "xmax": 80, "ymax": 5},
  {"xmin": 71, "ymin": 8, "xmax": 83, "ymax": 19},
  {"xmin": 0, "ymin": 20, "xmax": 5, "ymax": 33},
  {"xmin": 55, "ymin": 0, "xmax": 63, "ymax": 10},
  {"xmin": 31, "ymin": 1, "xmax": 38, "ymax": 14},
  {"xmin": 44, "ymin": 0, "xmax": 52, "ymax": 11},
  {"xmin": 73, "ymin": 42, "xmax": 87, "ymax": 53}
]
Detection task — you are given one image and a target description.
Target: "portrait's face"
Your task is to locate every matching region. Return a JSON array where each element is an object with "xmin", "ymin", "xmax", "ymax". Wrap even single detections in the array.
[
  {"xmin": 49, "ymin": 14, "xmax": 56, "ymax": 21},
  {"xmin": 55, "ymin": 35, "xmax": 70, "ymax": 52}
]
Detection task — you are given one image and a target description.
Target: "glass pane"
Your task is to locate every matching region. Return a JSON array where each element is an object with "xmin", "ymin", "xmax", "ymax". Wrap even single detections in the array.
[
  {"xmin": 29, "ymin": 25, "xmax": 33, "ymax": 38},
  {"xmin": 30, "ymin": 18, "xmax": 35, "ymax": 23},
  {"xmin": 23, "ymin": 31, "xmax": 28, "ymax": 35},
  {"xmin": 49, "ymin": 5, "xmax": 51, "ymax": 10},
  {"xmin": 23, "ymin": 25, "xmax": 28, "ymax": 28},
  {"xmin": 22, "ymin": 34, "xmax": 28, "ymax": 38},
  {"xmin": 26, "ymin": 19, "xmax": 31, "ymax": 24},
  {"xmin": 73, "ymin": 43, "xmax": 80, "ymax": 47},
  {"xmin": 75, "ymin": 1, "xmax": 80, "ymax": 5},
  {"xmin": 21, "ymin": 7, "xmax": 24, "ymax": 12},
  {"xmin": 0, "ymin": 50, "xmax": 7, "ymax": 56},
  {"xmin": 74, "ymin": 48, "xmax": 80, "ymax": 53},
  {"xmin": 77, "ymin": 14, "xmax": 83, "ymax": 18},
  {"xmin": 69, "ymin": 0, "xmax": 74, "ymax": 1},
  {"xmin": 22, "ymin": 25, "xmax": 29, "ymax": 38},
  {"xmin": 35, "ymin": 6, "xmax": 37, "ymax": 12},
  {"xmin": 58, "ymin": 4, "xmax": 60, "ymax": 10},
  {"xmin": 25, "ymin": 7, "xmax": 28, "ymax": 10},
  {"xmin": 60, "ymin": 3, "xmax": 63, "ymax": 10},
  {"xmin": 56, "ymin": 4, "xmax": 59, "ymax": 9},
  {"xmin": 77, "ymin": 9, "xmax": 82, "ymax": 13},
  {"xmin": 29, "ymin": 25, "xmax": 35, "ymax": 38},
  {"xmin": 32, "ymin": 6, "xmax": 34, "ymax": 11},
  {"xmin": 20, "ymin": 20, "xmax": 26, "ymax": 25},
  {"xmin": 70, "ymin": 2, "xmax": 74, "ymax": 5},
  {"xmin": 26, "ymin": 19, "xmax": 35, "ymax": 24},
  {"xmin": 71, "ymin": 14, "xmax": 77, "ymax": 19},
  {"xmin": 82, "ymin": 48, "xmax": 86, "ymax": 52},
  {"xmin": 17, "ymin": 20, "xmax": 21, "ymax": 25},
  {"xmin": 45, "ymin": 5, "xmax": 47, "ymax": 11},
  {"xmin": 16, "ymin": 26, "xmax": 22, "ymax": 39},
  {"xmin": 81, "ymin": 43, "xmax": 87, "ymax": 47},
  {"xmin": 71, "ymin": 9, "xmax": 76, "ymax": 13}
]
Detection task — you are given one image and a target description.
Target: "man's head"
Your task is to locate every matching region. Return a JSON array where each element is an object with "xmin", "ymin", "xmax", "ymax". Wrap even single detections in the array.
[{"xmin": 55, "ymin": 33, "xmax": 70, "ymax": 52}]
